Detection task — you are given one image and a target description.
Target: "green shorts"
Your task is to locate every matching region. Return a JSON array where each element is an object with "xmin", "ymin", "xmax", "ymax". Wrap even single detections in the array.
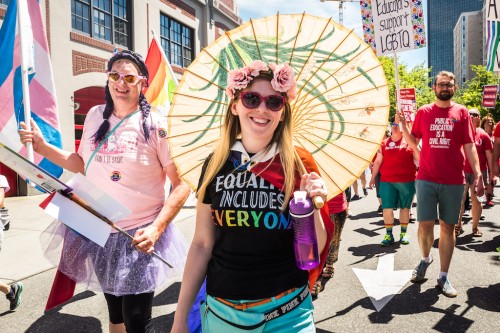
[
  {"xmin": 415, "ymin": 180, "xmax": 465, "ymax": 224},
  {"xmin": 380, "ymin": 181, "xmax": 415, "ymax": 209}
]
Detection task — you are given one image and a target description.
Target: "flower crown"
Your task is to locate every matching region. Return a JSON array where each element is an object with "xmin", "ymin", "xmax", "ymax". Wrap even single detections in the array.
[{"xmin": 225, "ymin": 60, "xmax": 297, "ymax": 101}]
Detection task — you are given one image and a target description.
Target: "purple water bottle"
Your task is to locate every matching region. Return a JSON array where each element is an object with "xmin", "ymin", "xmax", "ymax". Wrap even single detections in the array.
[{"xmin": 289, "ymin": 191, "xmax": 319, "ymax": 270}]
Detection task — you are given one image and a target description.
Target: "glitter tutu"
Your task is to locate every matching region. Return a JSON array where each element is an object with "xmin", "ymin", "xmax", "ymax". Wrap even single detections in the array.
[{"xmin": 41, "ymin": 220, "xmax": 188, "ymax": 296}]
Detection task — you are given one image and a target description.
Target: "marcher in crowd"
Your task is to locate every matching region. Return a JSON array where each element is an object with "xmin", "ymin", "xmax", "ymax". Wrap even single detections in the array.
[
  {"xmin": 351, "ymin": 172, "xmax": 368, "ymax": 200},
  {"xmin": 370, "ymin": 116, "xmax": 419, "ymax": 246},
  {"xmin": 0, "ymin": 175, "xmax": 23, "ymax": 311},
  {"xmin": 171, "ymin": 60, "xmax": 333, "ymax": 333},
  {"xmin": 19, "ymin": 50, "xmax": 190, "ymax": 333},
  {"xmin": 311, "ymin": 192, "xmax": 347, "ymax": 297},
  {"xmin": 480, "ymin": 115, "xmax": 496, "ymax": 207},
  {"xmin": 456, "ymin": 109, "xmax": 493, "ymax": 237},
  {"xmin": 0, "ymin": 175, "xmax": 11, "ymax": 231},
  {"xmin": 398, "ymin": 71, "xmax": 483, "ymax": 298}
]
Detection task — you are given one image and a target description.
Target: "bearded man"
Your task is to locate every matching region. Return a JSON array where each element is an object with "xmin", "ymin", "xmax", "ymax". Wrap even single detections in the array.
[{"xmin": 397, "ymin": 71, "xmax": 483, "ymax": 298}]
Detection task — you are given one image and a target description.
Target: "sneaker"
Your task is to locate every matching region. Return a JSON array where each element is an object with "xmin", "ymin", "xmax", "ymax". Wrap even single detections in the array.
[
  {"xmin": 0, "ymin": 208, "xmax": 10, "ymax": 231},
  {"xmin": 400, "ymin": 232, "xmax": 410, "ymax": 244},
  {"xmin": 436, "ymin": 276, "xmax": 458, "ymax": 297},
  {"xmin": 411, "ymin": 258, "xmax": 433, "ymax": 282},
  {"xmin": 462, "ymin": 210, "xmax": 471, "ymax": 217},
  {"xmin": 351, "ymin": 194, "xmax": 360, "ymax": 201},
  {"xmin": 380, "ymin": 234, "xmax": 395, "ymax": 246},
  {"xmin": 363, "ymin": 188, "xmax": 368, "ymax": 196},
  {"xmin": 377, "ymin": 205, "xmax": 383, "ymax": 213},
  {"xmin": 409, "ymin": 214, "xmax": 416, "ymax": 223},
  {"xmin": 6, "ymin": 282, "xmax": 23, "ymax": 311},
  {"xmin": 347, "ymin": 209, "xmax": 352, "ymax": 217},
  {"xmin": 485, "ymin": 200, "xmax": 494, "ymax": 207}
]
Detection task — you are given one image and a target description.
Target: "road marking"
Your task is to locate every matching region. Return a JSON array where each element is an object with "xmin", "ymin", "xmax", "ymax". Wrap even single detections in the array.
[{"xmin": 353, "ymin": 253, "xmax": 412, "ymax": 311}]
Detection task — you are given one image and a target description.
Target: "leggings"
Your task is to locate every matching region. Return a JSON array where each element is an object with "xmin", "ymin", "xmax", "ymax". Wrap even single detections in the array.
[{"xmin": 104, "ymin": 292, "xmax": 155, "ymax": 333}]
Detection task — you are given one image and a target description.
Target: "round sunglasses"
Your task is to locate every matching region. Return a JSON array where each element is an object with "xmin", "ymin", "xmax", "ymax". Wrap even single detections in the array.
[
  {"xmin": 239, "ymin": 91, "xmax": 286, "ymax": 111},
  {"xmin": 107, "ymin": 72, "xmax": 146, "ymax": 85}
]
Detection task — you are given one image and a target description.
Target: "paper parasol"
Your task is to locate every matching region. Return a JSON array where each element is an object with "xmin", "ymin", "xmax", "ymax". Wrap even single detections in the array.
[{"xmin": 168, "ymin": 13, "xmax": 390, "ymax": 199}]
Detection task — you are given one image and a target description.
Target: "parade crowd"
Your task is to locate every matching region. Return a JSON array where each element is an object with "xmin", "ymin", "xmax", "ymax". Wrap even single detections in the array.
[{"xmin": 1, "ymin": 49, "xmax": 498, "ymax": 333}]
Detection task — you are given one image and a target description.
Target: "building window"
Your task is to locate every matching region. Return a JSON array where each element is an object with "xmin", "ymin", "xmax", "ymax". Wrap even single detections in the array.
[
  {"xmin": 160, "ymin": 14, "xmax": 194, "ymax": 68},
  {"xmin": 71, "ymin": 0, "xmax": 131, "ymax": 48}
]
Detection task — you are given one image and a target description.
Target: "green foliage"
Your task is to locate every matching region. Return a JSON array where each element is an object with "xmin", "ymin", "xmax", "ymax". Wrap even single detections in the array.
[
  {"xmin": 454, "ymin": 65, "xmax": 500, "ymax": 121},
  {"xmin": 379, "ymin": 56, "xmax": 433, "ymax": 118}
]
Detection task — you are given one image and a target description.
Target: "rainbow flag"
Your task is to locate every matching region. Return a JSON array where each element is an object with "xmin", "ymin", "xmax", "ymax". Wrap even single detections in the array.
[
  {"xmin": 0, "ymin": 0, "xmax": 62, "ymax": 179},
  {"xmin": 144, "ymin": 36, "xmax": 178, "ymax": 116}
]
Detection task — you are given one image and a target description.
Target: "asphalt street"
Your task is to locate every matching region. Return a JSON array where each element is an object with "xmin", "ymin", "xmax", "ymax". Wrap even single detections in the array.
[{"xmin": 0, "ymin": 186, "xmax": 499, "ymax": 332}]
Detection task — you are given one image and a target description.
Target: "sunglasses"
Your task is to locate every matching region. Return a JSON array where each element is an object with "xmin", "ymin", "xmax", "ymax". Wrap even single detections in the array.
[
  {"xmin": 470, "ymin": 113, "xmax": 480, "ymax": 118},
  {"xmin": 436, "ymin": 82, "xmax": 455, "ymax": 89},
  {"xmin": 107, "ymin": 72, "xmax": 145, "ymax": 85},
  {"xmin": 391, "ymin": 122, "xmax": 399, "ymax": 127},
  {"xmin": 239, "ymin": 91, "xmax": 286, "ymax": 111}
]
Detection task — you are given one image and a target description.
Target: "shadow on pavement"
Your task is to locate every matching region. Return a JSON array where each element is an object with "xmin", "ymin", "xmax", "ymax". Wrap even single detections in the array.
[
  {"xmin": 465, "ymin": 283, "xmax": 500, "ymax": 313},
  {"xmin": 25, "ymin": 313, "xmax": 103, "ymax": 333},
  {"xmin": 346, "ymin": 243, "xmax": 399, "ymax": 265},
  {"xmin": 348, "ymin": 211, "xmax": 381, "ymax": 221},
  {"xmin": 318, "ymin": 283, "xmax": 476, "ymax": 332},
  {"xmin": 153, "ymin": 282, "xmax": 181, "ymax": 306}
]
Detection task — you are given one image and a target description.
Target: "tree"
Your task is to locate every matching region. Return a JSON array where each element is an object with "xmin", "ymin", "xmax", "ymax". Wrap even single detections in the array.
[
  {"xmin": 454, "ymin": 65, "xmax": 500, "ymax": 121},
  {"xmin": 379, "ymin": 56, "xmax": 434, "ymax": 118}
]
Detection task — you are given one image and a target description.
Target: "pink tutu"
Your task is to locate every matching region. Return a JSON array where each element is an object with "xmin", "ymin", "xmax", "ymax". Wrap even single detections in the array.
[{"xmin": 41, "ymin": 220, "xmax": 188, "ymax": 296}]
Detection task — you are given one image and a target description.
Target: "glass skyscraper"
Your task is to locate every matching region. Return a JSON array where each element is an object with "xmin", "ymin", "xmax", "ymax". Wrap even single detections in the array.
[{"xmin": 427, "ymin": 0, "xmax": 483, "ymax": 80}]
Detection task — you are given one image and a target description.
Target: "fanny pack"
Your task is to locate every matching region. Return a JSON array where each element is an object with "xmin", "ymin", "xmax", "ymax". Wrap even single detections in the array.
[{"xmin": 201, "ymin": 285, "xmax": 309, "ymax": 332}]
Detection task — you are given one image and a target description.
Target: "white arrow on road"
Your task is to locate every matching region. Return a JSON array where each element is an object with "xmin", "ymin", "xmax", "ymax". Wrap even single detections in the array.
[{"xmin": 353, "ymin": 253, "xmax": 413, "ymax": 312}]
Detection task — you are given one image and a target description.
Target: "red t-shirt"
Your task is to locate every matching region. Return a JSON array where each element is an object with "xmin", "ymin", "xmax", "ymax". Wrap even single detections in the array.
[
  {"xmin": 327, "ymin": 191, "xmax": 347, "ymax": 214},
  {"xmin": 464, "ymin": 128, "xmax": 493, "ymax": 173},
  {"xmin": 493, "ymin": 122, "xmax": 500, "ymax": 138},
  {"xmin": 412, "ymin": 103, "xmax": 474, "ymax": 184},
  {"xmin": 380, "ymin": 137, "xmax": 416, "ymax": 182}
]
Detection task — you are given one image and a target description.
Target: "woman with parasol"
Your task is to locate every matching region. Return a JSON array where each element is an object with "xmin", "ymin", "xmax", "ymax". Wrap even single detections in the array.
[
  {"xmin": 19, "ymin": 50, "xmax": 190, "ymax": 333},
  {"xmin": 172, "ymin": 61, "xmax": 333, "ymax": 332}
]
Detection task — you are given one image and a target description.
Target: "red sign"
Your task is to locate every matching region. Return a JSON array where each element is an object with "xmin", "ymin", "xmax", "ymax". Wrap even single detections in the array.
[
  {"xmin": 481, "ymin": 84, "xmax": 498, "ymax": 108},
  {"xmin": 398, "ymin": 88, "xmax": 416, "ymax": 123}
]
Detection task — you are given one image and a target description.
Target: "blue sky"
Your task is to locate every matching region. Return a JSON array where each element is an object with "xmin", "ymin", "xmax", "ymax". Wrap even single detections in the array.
[{"xmin": 235, "ymin": 0, "xmax": 428, "ymax": 69}]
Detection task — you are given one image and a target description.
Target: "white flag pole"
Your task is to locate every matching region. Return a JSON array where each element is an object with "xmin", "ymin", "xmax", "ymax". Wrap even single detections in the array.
[
  {"xmin": 393, "ymin": 51, "xmax": 401, "ymax": 116},
  {"xmin": 17, "ymin": 0, "xmax": 34, "ymax": 163}
]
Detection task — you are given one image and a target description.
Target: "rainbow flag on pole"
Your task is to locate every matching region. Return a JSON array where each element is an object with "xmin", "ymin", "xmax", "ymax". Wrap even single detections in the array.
[
  {"xmin": 0, "ymin": 0, "xmax": 62, "ymax": 179},
  {"xmin": 144, "ymin": 32, "xmax": 178, "ymax": 116}
]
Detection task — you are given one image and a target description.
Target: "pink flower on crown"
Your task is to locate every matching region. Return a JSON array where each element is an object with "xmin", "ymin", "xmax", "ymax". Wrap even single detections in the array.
[
  {"xmin": 226, "ymin": 68, "xmax": 253, "ymax": 99},
  {"xmin": 270, "ymin": 63, "xmax": 297, "ymax": 100},
  {"xmin": 247, "ymin": 60, "xmax": 269, "ymax": 76}
]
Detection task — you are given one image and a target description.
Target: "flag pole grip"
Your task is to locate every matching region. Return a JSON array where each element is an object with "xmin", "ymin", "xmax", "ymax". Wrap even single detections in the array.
[{"xmin": 64, "ymin": 191, "xmax": 174, "ymax": 268}]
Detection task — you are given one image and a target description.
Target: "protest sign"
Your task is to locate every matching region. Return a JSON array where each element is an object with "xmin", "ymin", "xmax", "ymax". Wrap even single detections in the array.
[
  {"xmin": 360, "ymin": 0, "xmax": 426, "ymax": 56},
  {"xmin": 397, "ymin": 88, "xmax": 416, "ymax": 122},
  {"xmin": 481, "ymin": 84, "xmax": 499, "ymax": 108}
]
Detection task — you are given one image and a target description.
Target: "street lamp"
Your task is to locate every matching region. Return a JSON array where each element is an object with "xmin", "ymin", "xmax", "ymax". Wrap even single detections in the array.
[{"xmin": 320, "ymin": 0, "xmax": 360, "ymax": 26}]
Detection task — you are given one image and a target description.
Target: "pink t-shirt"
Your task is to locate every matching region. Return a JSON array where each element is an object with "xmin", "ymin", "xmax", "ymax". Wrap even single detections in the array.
[
  {"xmin": 78, "ymin": 105, "xmax": 173, "ymax": 230},
  {"xmin": 412, "ymin": 103, "xmax": 474, "ymax": 184},
  {"xmin": 464, "ymin": 128, "xmax": 493, "ymax": 173}
]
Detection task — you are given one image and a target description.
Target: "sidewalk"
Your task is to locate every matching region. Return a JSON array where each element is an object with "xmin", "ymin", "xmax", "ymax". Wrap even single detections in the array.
[{"xmin": 0, "ymin": 193, "xmax": 197, "ymax": 284}]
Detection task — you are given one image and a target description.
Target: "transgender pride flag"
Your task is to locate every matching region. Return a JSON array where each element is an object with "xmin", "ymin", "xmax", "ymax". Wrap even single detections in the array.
[{"xmin": 0, "ymin": 0, "xmax": 63, "ymax": 179}]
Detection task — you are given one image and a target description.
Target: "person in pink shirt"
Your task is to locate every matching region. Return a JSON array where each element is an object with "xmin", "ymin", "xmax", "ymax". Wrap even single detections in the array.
[
  {"xmin": 398, "ymin": 71, "xmax": 483, "ymax": 298},
  {"xmin": 370, "ymin": 116, "xmax": 419, "ymax": 246},
  {"xmin": 480, "ymin": 115, "xmax": 495, "ymax": 206},
  {"xmin": 456, "ymin": 109, "xmax": 493, "ymax": 237},
  {"xmin": 19, "ymin": 50, "xmax": 190, "ymax": 333}
]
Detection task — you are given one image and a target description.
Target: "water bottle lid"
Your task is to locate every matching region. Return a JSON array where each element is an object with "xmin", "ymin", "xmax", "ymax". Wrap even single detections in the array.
[
  {"xmin": 289, "ymin": 191, "xmax": 314, "ymax": 216},
  {"xmin": 293, "ymin": 191, "xmax": 308, "ymax": 204}
]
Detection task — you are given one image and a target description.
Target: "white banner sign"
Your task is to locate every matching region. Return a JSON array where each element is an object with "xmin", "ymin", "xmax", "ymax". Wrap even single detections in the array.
[{"xmin": 372, "ymin": 1, "xmax": 414, "ymax": 55}]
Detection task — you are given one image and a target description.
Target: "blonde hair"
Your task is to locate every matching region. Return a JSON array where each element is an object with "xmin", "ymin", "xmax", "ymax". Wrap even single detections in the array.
[{"xmin": 197, "ymin": 76, "xmax": 305, "ymax": 209}]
